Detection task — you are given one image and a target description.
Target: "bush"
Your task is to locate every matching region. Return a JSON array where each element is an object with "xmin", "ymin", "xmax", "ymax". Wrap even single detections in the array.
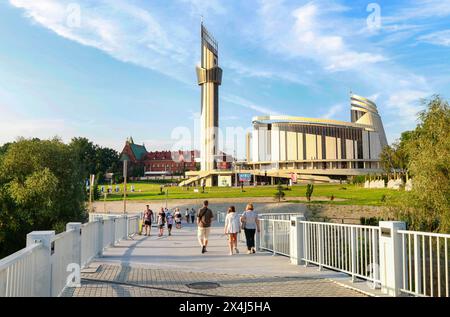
[
  {"xmin": 274, "ymin": 181, "xmax": 286, "ymax": 202},
  {"xmin": 306, "ymin": 184, "xmax": 314, "ymax": 201}
]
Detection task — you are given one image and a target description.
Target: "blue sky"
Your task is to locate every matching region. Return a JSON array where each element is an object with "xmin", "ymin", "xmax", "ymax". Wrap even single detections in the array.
[{"xmin": 1, "ymin": 0, "xmax": 449, "ymax": 158}]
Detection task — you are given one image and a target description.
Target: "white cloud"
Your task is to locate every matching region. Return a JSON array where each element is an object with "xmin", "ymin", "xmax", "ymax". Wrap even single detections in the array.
[
  {"xmin": 178, "ymin": 0, "xmax": 226, "ymax": 16},
  {"xmin": 222, "ymin": 94, "xmax": 281, "ymax": 115},
  {"xmin": 385, "ymin": 90, "xmax": 431, "ymax": 125},
  {"xmin": 322, "ymin": 103, "xmax": 345, "ymax": 119},
  {"xmin": 384, "ymin": 0, "xmax": 450, "ymax": 23},
  {"xmin": 224, "ymin": 59, "xmax": 310, "ymax": 86},
  {"xmin": 9, "ymin": 0, "xmax": 193, "ymax": 83},
  {"xmin": 258, "ymin": 1, "xmax": 386, "ymax": 72},
  {"xmin": 418, "ymin": 29, "xmax": 450, "ymax": 46}
]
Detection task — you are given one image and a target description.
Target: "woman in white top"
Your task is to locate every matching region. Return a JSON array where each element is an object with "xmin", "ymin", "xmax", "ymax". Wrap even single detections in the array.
[{"xmin": 224, "ymin": 206, "xmax": 241, "ymax": 255}]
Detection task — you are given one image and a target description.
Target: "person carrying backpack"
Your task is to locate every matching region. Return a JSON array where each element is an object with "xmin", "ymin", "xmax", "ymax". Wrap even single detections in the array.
[{"xmin": 197, "ymin": 200, "xmax": 214, "ymax": 254}]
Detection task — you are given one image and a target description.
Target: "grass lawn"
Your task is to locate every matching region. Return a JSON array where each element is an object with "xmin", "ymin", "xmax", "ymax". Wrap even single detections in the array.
[{"xmin": 100, "ymin": 182, "xmax": 408, "ymax": 206}]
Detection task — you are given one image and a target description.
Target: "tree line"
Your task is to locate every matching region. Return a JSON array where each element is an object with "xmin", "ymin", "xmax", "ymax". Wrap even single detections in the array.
[
  {"xmin": 0, "ymin": 137, "xmax": 120, "ymax": 258},
  {"xmin": 380, "ymin": 95, "xmax": 450, "ymax": 233}
]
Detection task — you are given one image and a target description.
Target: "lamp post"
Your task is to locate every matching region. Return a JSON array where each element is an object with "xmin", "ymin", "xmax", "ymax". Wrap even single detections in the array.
[{"xmin": 123, "ymin": 160, "xmax": 128, "ymax": 215}]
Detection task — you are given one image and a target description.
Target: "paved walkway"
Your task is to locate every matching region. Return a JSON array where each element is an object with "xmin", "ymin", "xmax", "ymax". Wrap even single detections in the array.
[{"xmin": 63, "ymin": 223, "xmax": 375, "ymax": 297}]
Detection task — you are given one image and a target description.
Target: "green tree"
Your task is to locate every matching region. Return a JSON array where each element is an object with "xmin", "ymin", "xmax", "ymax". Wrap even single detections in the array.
[
  {"xmin": 380, "ymin": 131, "xmax": 414, "ymax": 176},
  {"xmin": 274, "ymin": 181, "xmax": 285, "ymax": 202},
  {"xmin": 0, "ymin": 138, "xmax": 87, "ymax": 257},
  {"xmin": 69, "ymin": 137, "xmax": 120, "ymax": 195},
  {"xmin": 306, "ymin": 183, "xmax": 314, "ymax": 201},
  {"xmin": 396, "ymin": 96, "xmax": 450, "ymax": 233},
  {"xmin": 0, "ymin": 142, "xmax": 12, "ymax": 157}
]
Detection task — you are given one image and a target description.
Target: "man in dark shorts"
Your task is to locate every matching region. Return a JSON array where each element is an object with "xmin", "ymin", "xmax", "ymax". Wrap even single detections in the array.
[
  {"xmin": 142, "ymin": 205, "xmax": 153, "ymax": 236},
  {"xmin": 197, "ymin": 200, "xmax": 214, "ymax": 254}
]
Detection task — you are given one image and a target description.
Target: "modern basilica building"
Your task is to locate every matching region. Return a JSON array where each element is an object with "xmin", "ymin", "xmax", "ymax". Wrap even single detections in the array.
[
  {"xmin": 179, "ymin": 23, "xmax": 389, "ymax": 185},
  {"xmin": 246, "ymin": 94, "xmax": 388, "ymax": 182}
]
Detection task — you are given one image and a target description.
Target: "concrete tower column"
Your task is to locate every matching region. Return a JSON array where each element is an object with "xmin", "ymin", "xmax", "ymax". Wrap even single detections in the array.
[{"xmin": 196, "ymin": 23, "xmax": 222, "ymax": 173}]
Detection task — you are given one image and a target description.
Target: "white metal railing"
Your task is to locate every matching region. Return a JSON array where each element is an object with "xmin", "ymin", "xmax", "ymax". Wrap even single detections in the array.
[
  {"xmin": 0, "ymin": 243, "xmax": 47, "ymax": 296},
  {"xmin": 399, "ymin": 230, "xmax": 450, "ymax": 297},
  {"xmin": 302, "ymin": 221, "xmax": 380, "ymax": 285},
  {"xmin": 0, "ymin": 213, "xmax": 139, "ymax": 297},
  {"xmin": 51, "ymin": 230, "xmax": 79, "ymax": 297},
  {"xmin": 259, "ymin": 213, "xmax": 302, "ymax": 221},
  {"xmin": 259, "ymin": 219, "xmax": 291, "ymax": 256},
  {"xmin": 81, "ymin": 221, "xmax": 101, "ymax": 268},
  {"xmin": 127, "ymin": 215, "xmax": 140, "ymax": 237},
  {"xmin": 217, "ymin": 212, "xmax": 226, "ymax": 223}
]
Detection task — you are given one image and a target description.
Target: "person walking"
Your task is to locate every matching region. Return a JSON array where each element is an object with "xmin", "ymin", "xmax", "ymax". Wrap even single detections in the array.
[
  {"xmin": 197, "ymin": 200, "xmax": 214, "ymax": 254},
  {"xmin": 240, "ymin": 203, "xmax": 260, "ymax": 254},
  {"xmin": 157, "ymin": 208, "xmax": 166, "ymax": 237},
  {"xmin": 185, "ymin": 208, "xmax": 190, "ymax": 224},
  {"xmin": 190, "ymin": 208, "xmax": 196, "ymax": 224},
  {"xmin": 174, "ymin": 208, "xmax": 182, "ymax": 229},
  {"xmin": 166, "ymin": 211, "xmax": 174, "ymax": 236},
  {"xmin": 142, "ymin": 205, "xmax": 153, "ymax": 236},
  {"xmin": 224, "ymin": 206, "xmax": 241, "ymax": 255}
]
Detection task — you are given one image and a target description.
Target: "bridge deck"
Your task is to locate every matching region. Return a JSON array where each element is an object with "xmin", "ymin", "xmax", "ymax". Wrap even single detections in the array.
[{"xmin": 63, "ymin": 224, "xmax": 380, "ymax": 297}]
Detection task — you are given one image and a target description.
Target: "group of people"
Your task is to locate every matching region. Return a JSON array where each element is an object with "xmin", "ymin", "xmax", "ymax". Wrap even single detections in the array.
[
  {"xmin": 141, "ymin": 200, "xmax": 260, "ymax": 256},
  {"xmin": 196, "ymin": 200, "xmax": 260, "ymax": 256},
  {"xmin": 142, "ymin": 206, "xmax": 179, "ymax": 237}
]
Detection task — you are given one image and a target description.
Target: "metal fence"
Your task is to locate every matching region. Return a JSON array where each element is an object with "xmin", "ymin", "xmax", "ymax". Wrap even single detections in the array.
[
  {"xmin": 399, "ymin": 230, "xmax": 450, "ymax": 297},
  {"xmin": 0, "ymin": 214, "xmax": 140, "ymax": 297},
  {"xmin": 0, "ymin": 243, "xmax": 47, "ymax": 297},
  {"xmin": 81, "ymin": 221, "xmax": 101, "ymax": 268},
  {"xmin": 302, "ymin": 221, "xmax": 380, "ymax": 285},
  {"xmin": 259, "ymin": 219, "xmax": 291, "ymax": 256}
]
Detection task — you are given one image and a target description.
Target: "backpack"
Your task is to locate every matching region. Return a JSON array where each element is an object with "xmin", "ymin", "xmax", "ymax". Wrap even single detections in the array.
[{"xmin": 198, "ymin": 207, "xmax": 212, "ymax": 227}]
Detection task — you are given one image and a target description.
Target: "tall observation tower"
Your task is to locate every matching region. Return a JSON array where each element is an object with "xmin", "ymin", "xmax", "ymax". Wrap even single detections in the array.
[{"xmin": 196, "ymin": 23, "xmax": 222, "ymax": 173}]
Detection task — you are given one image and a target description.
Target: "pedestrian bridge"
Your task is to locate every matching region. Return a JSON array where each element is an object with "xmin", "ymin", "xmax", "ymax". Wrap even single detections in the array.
[{"xmin": 1, "ymin": 212, "xmax": 449, "ymax": 297}]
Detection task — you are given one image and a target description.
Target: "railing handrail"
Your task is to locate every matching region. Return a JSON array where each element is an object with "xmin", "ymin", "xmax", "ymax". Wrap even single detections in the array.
[
  {"xmin": 0, "ymin": 243, "xmax": 43, "ymax": 271},
  {"xmin": 300, "ymin": 220, "xmax": 379, "ymax": 230},
  {"xmin": 398, "ymin": 230, "xmax": 450, "ymax": 239}
]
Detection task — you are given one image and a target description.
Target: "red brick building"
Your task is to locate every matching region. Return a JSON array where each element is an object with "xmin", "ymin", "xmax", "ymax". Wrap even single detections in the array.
[
  {"xmin": 120, "ymin": 137, "xmax": 198, "ymax": 175},
  {"xmin": 120, "ymin": 137, "xmax": 233, "ymax": 176}
]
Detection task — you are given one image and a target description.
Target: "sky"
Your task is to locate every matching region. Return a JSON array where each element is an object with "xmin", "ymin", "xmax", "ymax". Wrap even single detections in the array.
[{"xmin": 1, "ymin": 0, "xmax": 449, "ymax": 158}]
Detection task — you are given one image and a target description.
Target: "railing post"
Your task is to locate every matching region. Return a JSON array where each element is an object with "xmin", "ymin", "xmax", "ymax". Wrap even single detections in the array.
[
  {"xmin": 94, "ymin": 216, "xmax": 104, "ymax": 256},
  {"xmin": 351, "ymin": 227, "xmax": 356, "ymax": 282},
  {"xmin": 66, "ymin": 223, "xmax": 82, "ymax": 267},
  {"xmin": 125, "ymin": 215, "xmax": 129, "ymax": 238},
  {"xmin": 413, "ymin": 234, "xmax": 422, "ymax": 295},
  {"xmin": 318, "ymin": 224, "xmax": 323, "ymax": 271},
  {"xmin": 272, "ymin": 220, "xmax": 276, "ymax": 256},
  {"xmin": 290, "ymin": 215, "xmax": 306, "ymax": 265},
  {"xmin": 26, "ymin": 231, "xmax": 55, "ymax": 297},
  {"xmin": 379, "ymin": 221, "xmax": 406, "ymax": 296},
  {"xmin": 255, "ymin": 219, "xmax": 261, "ymax": 251}
]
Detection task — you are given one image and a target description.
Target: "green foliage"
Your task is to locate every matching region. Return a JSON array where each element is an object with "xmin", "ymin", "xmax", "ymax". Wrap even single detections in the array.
[
  {"xmin": 274, "ymin": 181, "xmax": 285, "ymax": 202},
  {"xmin": 395, "ymin": 96, "xmax": 450, "ymax": 233},
  {"xmin": 69, "ymin": 137, "xmax": 120, "ymax": 182},
  {"xmin": 380, "ymin": 131, "xmax": 413, "ymax": 175},
  {"xmin": 0, "ymin": 138, "xmax": 87, "ymax": 257},
  {"xmin": 360, "ymin": 217, "xmax": 383, "ymax": 226},
  {"xmin": 351, "ymin": 175, "xmax": 366, "ymax": 184},
  {"xmin": 306, "ymin": 183, "xmax": 314, "ymax": 201}
]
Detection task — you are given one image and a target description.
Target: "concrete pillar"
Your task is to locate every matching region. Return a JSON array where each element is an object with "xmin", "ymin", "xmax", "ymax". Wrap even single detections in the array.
[
  {"xmin": 289, "ymin": 214, "xmax": 306, "ymax": 265},
  {"xmin": 379, "ymin": 221, "xmax": 406, "ymax": 296},
  {"xmin": 94, "ymin": 216, "xmax": 104, "ymax": 256},
  {"xmin": 66, "ymin": 223, "xmax": 82, "ymax": 266},
  {"xmin": 26, "ymin": 231, "xmax": 55, "ymax": 297}
]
